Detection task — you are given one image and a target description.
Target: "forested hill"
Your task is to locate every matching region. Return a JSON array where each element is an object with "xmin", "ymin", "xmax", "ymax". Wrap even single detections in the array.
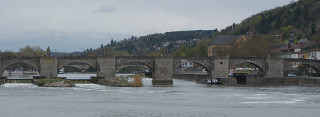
[
  {"xmin": 85, "ymin": 30, "xmax": 216, "ymax": 56},
  {"xmin": 220, "ymin": 0, "xmax": 320, "ymax": 41}
]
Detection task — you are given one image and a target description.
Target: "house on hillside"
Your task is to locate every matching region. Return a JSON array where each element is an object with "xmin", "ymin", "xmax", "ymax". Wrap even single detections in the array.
[
  {"xmin": 162, "ymin": 42, "xmax": 170, "ymax": 47},
  {"xmin": 208, "ymin": 35, "xmax": 249, "ymax": 57},
  {"xmin": 301, "ymin": 40, "xmax": 320, "ymax": 59},
  {"xmin": 276, "ymin": 39, "xmax": 320, "ymax": 60},
  {"xmin": 176, "ymin": 40, "xmax": 186, "ymax": 44}
]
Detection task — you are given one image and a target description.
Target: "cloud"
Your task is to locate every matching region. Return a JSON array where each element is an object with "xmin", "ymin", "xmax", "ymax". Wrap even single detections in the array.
[{"xmin": 94, "ymin": 6, "xmax": 116, "ymax": 13}]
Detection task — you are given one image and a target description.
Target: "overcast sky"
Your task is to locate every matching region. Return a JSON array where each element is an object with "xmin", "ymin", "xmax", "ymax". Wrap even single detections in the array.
[{"xmin": 0, "ymin": 0, "xmax": 294, "ymax": 52}]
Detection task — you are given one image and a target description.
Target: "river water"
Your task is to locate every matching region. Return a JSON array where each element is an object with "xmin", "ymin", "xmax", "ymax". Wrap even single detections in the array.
[{"xmin": 1, "ymin": 74, "xmax": 320, "ymax": 117}]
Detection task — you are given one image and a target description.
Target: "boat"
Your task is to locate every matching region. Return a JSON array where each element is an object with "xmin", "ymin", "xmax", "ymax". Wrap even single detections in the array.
[{"xmin": 207, "ymin": 78, "xmax": 222, "ymax": 84}]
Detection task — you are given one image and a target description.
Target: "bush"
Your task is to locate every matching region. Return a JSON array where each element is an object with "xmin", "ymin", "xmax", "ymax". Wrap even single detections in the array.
[{"xmin": 131, "ymin": 74, "xmax": 143, "ymax": 87}]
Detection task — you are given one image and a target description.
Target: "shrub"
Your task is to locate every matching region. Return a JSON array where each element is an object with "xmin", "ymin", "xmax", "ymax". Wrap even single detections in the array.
[{"xmin": 131, "ymin": 74, "xmax": 143, "ymax": 87}]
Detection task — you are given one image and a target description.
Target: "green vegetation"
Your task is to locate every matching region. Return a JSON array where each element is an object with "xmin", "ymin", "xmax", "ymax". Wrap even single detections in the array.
[
  {"xmin": 19, "ymin": 45, "xmax": 46, "ymax": 57},
  {"xmin": 0, "ymin": 51, "xmax": 17, "ymax": 58},
  {"xmin": 172, "ymin": 39, "xmax": 212, "ymax": 56},
  {"xmin": 85, "ymin": 30, "xmax": 215, "ymax": 57},
  {"xmin": 221, "ymin": 0, "xmax": 320, "ymax": 42},
  {"xmin": 229, "ymin": 34, "xmax": 278, "ymax": 57},
  {"xmin": 0, "ymin": 45, "xmax": 45, "ymax": 58}
]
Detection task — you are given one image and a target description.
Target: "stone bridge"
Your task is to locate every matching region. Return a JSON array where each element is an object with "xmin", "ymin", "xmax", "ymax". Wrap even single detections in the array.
[{"xmin": 1, "ymin": 56, "xmax": 319, "ymax": 86}]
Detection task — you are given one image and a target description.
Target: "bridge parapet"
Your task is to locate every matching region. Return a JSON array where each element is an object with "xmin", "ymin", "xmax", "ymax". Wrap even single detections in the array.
[
  {"xmin": 115, "ymin": 56, "xmax": 155, "ymax": 59},
  {"xmin": 173, "ymin": 56, "xmax": 214, "ymax": 60},
  {"xmin": 57, "ymin": 56, "xmax": 97, "ymax": 60},
  {"xmin": 0, "ymin": 57, "xmax": 41, "ymax": 60},
  {"xmin": 115, "ymin": 56, "xmax": 155, "ymax": 71},
  {"xmin": 284, "ymin": 58, "xmax": 320, "ymax": 62},
  {"xmin": 229, "ymin": 56, "xmax": 267, "ymax": 60}
]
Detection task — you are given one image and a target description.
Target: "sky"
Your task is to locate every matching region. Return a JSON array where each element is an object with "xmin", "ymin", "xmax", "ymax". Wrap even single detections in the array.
[{"xmin": 0, "ymin": 0, "xmax": 294, "ymax": 52}]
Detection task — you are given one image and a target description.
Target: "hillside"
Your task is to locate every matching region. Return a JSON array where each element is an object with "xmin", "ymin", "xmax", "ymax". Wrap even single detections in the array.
[
  {"xmin": 85, "ymin": 30, "xmax": 216, "ymax": 56},
  {"xmin": 220, "ymin": 0, "xmax": 320, "ymax": 42},
  {"xmin": 84, "ymin": 0, "xmax": 320, "ymax": 57}
]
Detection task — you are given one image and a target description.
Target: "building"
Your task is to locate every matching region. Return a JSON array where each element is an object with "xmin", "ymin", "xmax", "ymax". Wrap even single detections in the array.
[
  {"xmin": 162, "ymin": 42, "xmax": 170, "ymax": 47},
  {"xmin": 276, "ymin": 39, "xmax": 320, "ymax": 60},
  {"xmin": 181, "ymin": 62, "xmax": 193, "ymax": 68},
  {"xmin": 208, "ymin": 35, "xmax": 249, "ymax": 57}
]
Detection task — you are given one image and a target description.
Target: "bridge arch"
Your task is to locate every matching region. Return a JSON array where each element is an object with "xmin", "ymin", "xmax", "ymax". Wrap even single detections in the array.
[
  {"xmin": 1, "ymin": 62, "xmax": 40, "ymax": 76},
  {"xmin": 173, "ymin": 60, "xmax": 212, "ymax": 76},
  {"xmin": 58, "ymin": 60, "xmax": 97, "ymax": 70},
  {"xmin": 230, "ymin": 62, "xmax": 265, "ymax": 76},
  {"xmin": 116, "ymin": 61, "xmax": 154, "ymax": 72}
]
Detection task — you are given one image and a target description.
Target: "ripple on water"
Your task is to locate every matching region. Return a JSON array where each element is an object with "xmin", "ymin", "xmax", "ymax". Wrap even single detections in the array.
[
  {"xmin": 1, "ymin": 83, "xmax": 37, "ymax": 88},
  {"xmin": 72, "ymin": 84, "xmax": 106, "ymax": 91}
]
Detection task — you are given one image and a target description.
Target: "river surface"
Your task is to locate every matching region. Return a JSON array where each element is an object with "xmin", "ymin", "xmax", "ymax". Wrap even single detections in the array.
[{"xmin": 1, "ymin": 74, "xmax": 320, "ymax": 117}]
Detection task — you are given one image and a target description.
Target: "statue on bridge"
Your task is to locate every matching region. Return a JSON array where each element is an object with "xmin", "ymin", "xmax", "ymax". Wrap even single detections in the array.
[{"xmin": 47, "ymin": 46, "xmax": 51, "ymax": 56}]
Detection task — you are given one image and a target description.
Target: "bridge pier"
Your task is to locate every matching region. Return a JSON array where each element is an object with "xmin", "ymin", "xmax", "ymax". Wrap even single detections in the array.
[
  {"xmin": 213, "ymin": 58, "xmax": 229, "ymax": 78},
  {"xmin": 266, "ymin": 57, "xmax": 284, "ymax": 78},
  {"xmin": 152, "ymin": 57, "xmax": 173, "ymax": 86},
  {"xmin": 39, "ymin": 57, "xmax": 58, "ymax": 78},
  {"xmin": 97, "ymin": 56, "xmax": 116, "ymax": 79}
]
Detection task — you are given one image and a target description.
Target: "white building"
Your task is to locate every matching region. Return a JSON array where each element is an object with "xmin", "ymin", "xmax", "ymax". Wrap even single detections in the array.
[{"xmin": 181, "ymin": 62, "xmax": 193, "ymax": 68}]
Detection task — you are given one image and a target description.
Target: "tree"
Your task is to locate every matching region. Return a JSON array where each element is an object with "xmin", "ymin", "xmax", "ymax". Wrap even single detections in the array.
[
  {"xmin": 311, "ymin": 22, "xmax": 316, "ymax": 35},
  {"xmin": 229, "ymin": 35, "xmax": 277, "ymax": 57},
  {"xmin": 0, "ymin": 51, "xmax": 17, "ymax": 58},
  {"xmin": 19, "ymin": 45, "xmax": 45, "ymax": 57},
  {"xmin": 110, "ymin": 39, "xmax": 115, "ymax": 46}
]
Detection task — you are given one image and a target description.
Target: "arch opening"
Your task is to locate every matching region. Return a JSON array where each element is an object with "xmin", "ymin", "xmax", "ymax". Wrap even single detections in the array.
[
  {"xmin": 116, "ymin": 61, "xmax": 153, "ymax": 78},
  {"xmin": 116, "ymin": 61, "xmax": 153, "ymax": 86},
  {"xmin": 173, "ymin": 61, "xmax": 211, "ymax": 84},
  {"xmin": 230, "ymin": 62, "xmax": 265, "ymax": 78},
  {"xmin": 58, "ymin": 61, "xmax": 97, "ymax": 79},
  {"xmin": 174, "ymin": 61, "xmax": 210, "ymax": 75},
  {"xmin": 1, "ymin": 62, "xmax": 39, "ymax": 79}
]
